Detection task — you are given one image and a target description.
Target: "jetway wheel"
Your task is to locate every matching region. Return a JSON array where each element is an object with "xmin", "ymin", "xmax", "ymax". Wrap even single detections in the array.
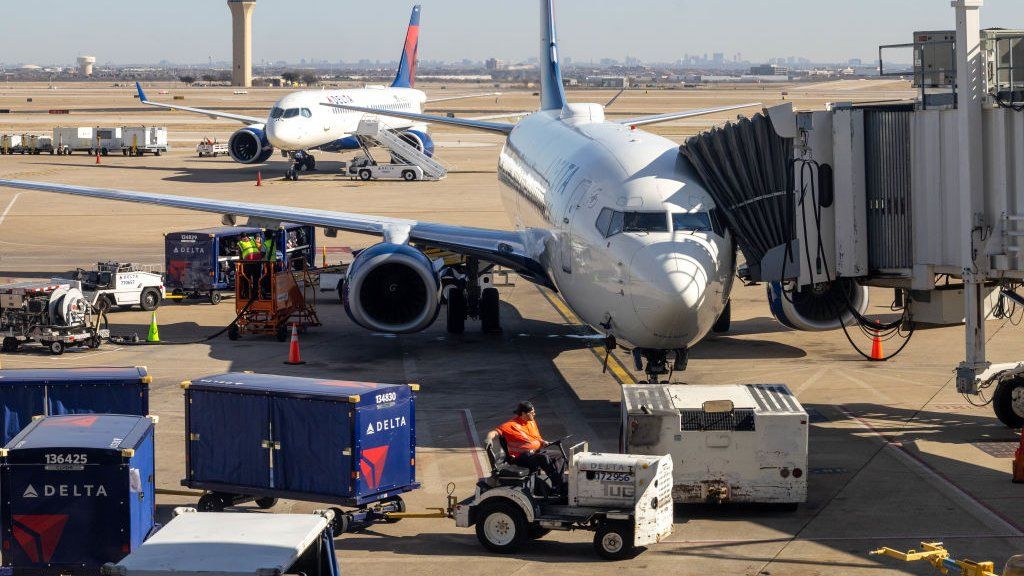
[{"xmin": 993, "ymin": 377, "xmax": 1024, "ymax": 429}]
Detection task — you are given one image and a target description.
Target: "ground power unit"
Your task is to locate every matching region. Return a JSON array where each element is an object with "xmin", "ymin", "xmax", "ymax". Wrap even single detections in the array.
[{"xmin": 621, "ymin": 384, "xmax": 808, "ymax": 506}]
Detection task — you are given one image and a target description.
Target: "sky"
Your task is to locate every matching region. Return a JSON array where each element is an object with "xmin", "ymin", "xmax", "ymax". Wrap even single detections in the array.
[{"xmin": 1, "ymin": 0, "xmax": 1021, "ymax": 66}]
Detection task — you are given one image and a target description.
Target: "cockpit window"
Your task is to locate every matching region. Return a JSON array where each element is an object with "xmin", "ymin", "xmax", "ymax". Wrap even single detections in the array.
[
  {"xmin": 282, "ymin": 108, "xmax": 300, "ymax": 118},
  {"xmin": 300, "ymin": 108, "xmax": 312, "ymax": 118},
  {"xmin": 270, "ymin": 107, "xmax": 284, "ymax": 119},
  {"xmin": 595, "ymin": 209, "xmax": 669, "ymax": 237},
  {"xmin": 671, "ymin": 212, "xmax": 713, "ymax": 233}
]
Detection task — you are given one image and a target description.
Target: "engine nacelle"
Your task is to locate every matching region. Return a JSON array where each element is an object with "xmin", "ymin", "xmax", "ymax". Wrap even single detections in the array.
[
  {"xmin": 767, "ymin": 278, "xmax": 870, "ymax": 332},
  {"xmin": 343, "ymin": 243, "xmax": 441, "ymax": 334},
  {"xmin": 228, "ymin": 126, "xmax": 274, "ymax": 164},
  {"xmin": 398, "ymin": 130, "xmax": 435, "ymax": 157}
]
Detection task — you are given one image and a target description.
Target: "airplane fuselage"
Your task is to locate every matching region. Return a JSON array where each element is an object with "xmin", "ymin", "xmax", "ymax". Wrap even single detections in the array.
[
  {"xmin": 497, "ymin": 104, "xmax": 735, "ymax": 350},
  {"xmin": 265, "ymin": 87, "xmax": 427, "ymax": 152}
]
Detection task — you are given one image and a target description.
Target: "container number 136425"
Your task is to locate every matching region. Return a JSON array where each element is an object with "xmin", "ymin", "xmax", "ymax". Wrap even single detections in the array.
[{"xmin": 45, "ymin": 453, "xmax": 88, "ymax": 465}]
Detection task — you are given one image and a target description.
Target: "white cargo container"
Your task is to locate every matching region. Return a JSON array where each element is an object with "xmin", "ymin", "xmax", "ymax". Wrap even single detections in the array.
[
  {"xmin": 53, "ymin": 126, "xmax": 95, "ymax": 155},
  {"xmin": 121, "ymin": 126, "xmax": 168, "ymax": 156},
  {"xmin": 95, "ymin": 127, "xmax": 122, "ymax": 155},
  {"xmin": 621, "ymin": 383, "xmax": 808, "ymax": 507}
]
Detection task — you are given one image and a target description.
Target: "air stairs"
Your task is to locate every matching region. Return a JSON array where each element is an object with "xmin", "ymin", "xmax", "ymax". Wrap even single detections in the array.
[{"xmin": 354, "ymin": 117, "xmax": 448, "ymax": 180}]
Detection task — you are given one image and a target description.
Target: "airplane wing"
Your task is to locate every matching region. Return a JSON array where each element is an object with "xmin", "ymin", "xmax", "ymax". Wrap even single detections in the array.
[
  {"xmin": 135, "ymin": 82, "xmax": 264, "ymax": 126},
  {"xmin": 321, "ymin": 102, "xmax": 515, "ymax": 135},
  {"xmin": 0, "ymin": 179, "xmax": 553, "ymax": 289},
  {"xmin": 617, "ymin": 103, "xmax": 761, "ymax": 128},
  {"xmin": 425, "ymin": 92, "xmax": 502, "ymax": 104}
]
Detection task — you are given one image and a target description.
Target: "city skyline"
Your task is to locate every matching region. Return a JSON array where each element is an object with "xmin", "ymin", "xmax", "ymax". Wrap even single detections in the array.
[{"xmin": 0, "ymin": 0, "xmax": 1020, "ymax": 67}]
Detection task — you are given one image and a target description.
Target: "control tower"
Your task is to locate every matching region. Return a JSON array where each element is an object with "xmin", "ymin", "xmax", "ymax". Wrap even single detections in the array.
[{"xmin": 227, "ymin": 0, "xmax": 255, "ymax": 87}]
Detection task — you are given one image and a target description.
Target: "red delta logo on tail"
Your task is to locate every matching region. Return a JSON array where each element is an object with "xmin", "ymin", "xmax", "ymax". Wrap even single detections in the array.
[
  {"xmin": 391, "ymin": 5, "xmax": 421, "ymax": 89},
  {"xmin": 11, "ymin": 514, "xmax": 69, "ymax": 563},
  {"xmin": 359, "ymin": 446, "xmax": 389, "ymax": 490}
]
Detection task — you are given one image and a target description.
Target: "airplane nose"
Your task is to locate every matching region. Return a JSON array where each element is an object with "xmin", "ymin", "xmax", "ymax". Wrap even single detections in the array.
[{"xmin": 628, "ymin": 241, "xmax": 714, "ymax": 340}]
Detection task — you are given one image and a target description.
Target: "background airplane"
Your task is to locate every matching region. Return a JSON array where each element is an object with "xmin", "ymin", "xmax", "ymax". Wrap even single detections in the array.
[
  {"xmin": 0, "ymin": 0, "xmax": 857, "ymax": 382},
  {"xmin": 135, "ymin": 5, "xmax": 495, "ymax": 180}
]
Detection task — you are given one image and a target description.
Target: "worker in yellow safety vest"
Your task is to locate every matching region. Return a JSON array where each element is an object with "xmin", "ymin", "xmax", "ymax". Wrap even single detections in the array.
[{"xmin": 238, "ymin": 234, "xmax": 261, "ymax": 261}]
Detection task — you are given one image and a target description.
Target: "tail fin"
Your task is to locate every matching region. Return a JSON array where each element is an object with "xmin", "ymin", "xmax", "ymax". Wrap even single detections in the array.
[
  {"xmin": 539, "ymin": 0, "xmax": 566, "ymax": 111},
  {"xmin": 391, "ymin": 5, "xmax": 421, "ymax": 88}
]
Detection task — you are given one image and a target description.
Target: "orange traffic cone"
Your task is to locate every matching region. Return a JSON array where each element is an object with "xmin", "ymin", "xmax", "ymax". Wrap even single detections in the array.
[
  {"xmin": 870, "ymin": 333, "xmax": 884, "ymax": 360},
  {"xmin": 284, "ymin": 323, "xmax": 305, "ymax": 365},
  {"xmin": 95, "ymin": 149, "xmax": 100, "ymax": 164},
  {"xmin": 1014, "ymin": 432, "xmax": 1024, "ymax": 483},
  {"xmin": 255, "ymin": 171, "xmax": 262, "ymax": 187}
]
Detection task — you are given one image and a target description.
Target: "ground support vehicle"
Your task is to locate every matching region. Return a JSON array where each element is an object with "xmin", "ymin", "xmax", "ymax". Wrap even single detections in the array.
[
  {"xmin": 102, "ymin": 509, "xmax": 340, "ymax": 576},
  {"xmin": 345, "ymin": 156, "xmax": 425, "ymax": 182},
  {"xmin": 181, "ymin": 373, "xmax": 420, "ymax": 534},
  {"xmin": 454, "ymin": 435, "xmax": 674, "ymax": 560},
  {"xmin": 229, "ymin": 261, "xmax": 320, "ymax": 341},
  {"xmin": 196, "ymin": 140, "xmax": 228, "ymax": 157},
  {"xmin": 121, "ymin": 126, "xmax": 168, "ymax": 156},
  {"xmin": 0, "ymin": 281, "xmax": 107, "ymax": 355},
  {"xmin": 0, "ymin": 415, "xmax": 156, "ymax": 574},
  {"xmin": 621, "ymin": 383, "xmax": 808, "ymax": 507},
  {"xmin": 0, "ymin": 366, "xmax": 151, "ymax": 445},
  {"xmin": 74, "ymin": 262, "xmax": 165, "ymax": 313}
]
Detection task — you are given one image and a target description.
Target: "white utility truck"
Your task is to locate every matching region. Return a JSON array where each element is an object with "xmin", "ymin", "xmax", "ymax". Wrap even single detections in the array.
[
  {"xmin": 345, "ymin": 156, "xmax": 425, "ymax": 181},
  {"xmin": 73, "ymin": 262, "xmax": 165, "ymax": 313},
  {"xmin": 121, "ymin": 126, "xmax": 168, "ymax": 156},
  {"xmin": 456, "ymin": 435, "xmax": 673, "ymax": 560},
  {"xmin": 196, "ymin": 140, "xmax": 229, "ymax": 157},
  {"xmin": 621, "ymin": 384, "xmax": 808, "ymax": 508}
]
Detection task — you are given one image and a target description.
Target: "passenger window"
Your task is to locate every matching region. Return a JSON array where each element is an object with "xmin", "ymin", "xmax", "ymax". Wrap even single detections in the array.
[
  {"xmin": 671, "ymin": 212, "xmax": 712, "ymax": 233},
  {"xmin": 283, "ymin": 108, "xmax": 299, "ymax": 118},
  {"xmin": 300, "ymin": 108, "xmax": 312, "ymax": 118},
  {"xmin": 622, "ymin": 212, "xmax": 669, "ymax": 233},
  {"xmin": 270, "ymin": 107, "xmax": 284, "ymax": 119}
]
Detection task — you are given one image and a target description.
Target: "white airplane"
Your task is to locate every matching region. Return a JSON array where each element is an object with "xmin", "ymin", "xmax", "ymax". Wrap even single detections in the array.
[
  {"xmin": 135, "ymin": 5, "xmax": 493, "ymax": 180},
  {"xmin": 0, "ymin": 0, "xmax": 857, "ymax": 380}
]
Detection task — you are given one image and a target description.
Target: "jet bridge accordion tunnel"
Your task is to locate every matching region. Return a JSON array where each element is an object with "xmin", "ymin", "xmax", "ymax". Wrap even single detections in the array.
[{"xmin": 679, "ymin": 110, "xmax": 872, "ymax": 336}]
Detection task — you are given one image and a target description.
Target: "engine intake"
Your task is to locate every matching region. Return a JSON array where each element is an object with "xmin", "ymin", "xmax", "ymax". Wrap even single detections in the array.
[
  {"xmin": 343, "ymin": 243, "xmax": 441, "ymax": 333},
  {"xmin": 228, "ymin": 126, "xmax": 274, "ymax": 164},
  {"xmin": 767, "ymin": 278, "xmax": 869, "ymax": 332},
  {"xmin": 398, "ymin": 130, "xmax": 435, "ymax": 157}
]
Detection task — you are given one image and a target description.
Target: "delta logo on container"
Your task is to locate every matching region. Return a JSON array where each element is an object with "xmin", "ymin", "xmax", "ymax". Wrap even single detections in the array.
[
  {"xmin": 22, "ymin": 483, "xmax": 109, "ymax": 498},
  {"xmin": 364, "ymin": 415, "xmax": 407, "ymax": 436},
  {"xmin": 10, "ymin": 514, "xmax": 69, "ymax": 563}
]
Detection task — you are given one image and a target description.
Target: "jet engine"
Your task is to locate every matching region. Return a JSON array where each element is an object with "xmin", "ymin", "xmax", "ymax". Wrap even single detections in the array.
[
  {"xmin": 343, "ymin": 243, "xmax": 441, "ymax": 333},
  {"xmin": 228, "ymin": 126, "xmax": 274, "ymax": 164},
  {"xmin": 766, "ymin": 278, "xmax": 869, "ymax": 331},
  {"xmin": 398, "ymin": 130, "xmax": 435, "ymax": 157}
]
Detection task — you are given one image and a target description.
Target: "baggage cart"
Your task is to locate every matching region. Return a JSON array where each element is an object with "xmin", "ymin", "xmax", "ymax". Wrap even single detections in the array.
[
  {"xmin": 163, "ymin": 226, "xmax": 262, "ymax": 304},
  {"xmin": 120, "ymin": 126, "xmax": 168, "ymax": 156},
  {"xmin": 0, "ymin": 366, "xmax": 151, "ymax": 445},
  {"xmin": 181, "ymin": 373, "xmax": 419, "ymax": 528},
  {"xmin": 621, "ymin": 383, "xmax": 808, "ymax": 507},
  {"xmin": 101, "ymin": 509, "xmax": 339, "ymax": 576},
  {"xmin": 0, "ymin": 414, "xmax": 156, "ymax": 574}
]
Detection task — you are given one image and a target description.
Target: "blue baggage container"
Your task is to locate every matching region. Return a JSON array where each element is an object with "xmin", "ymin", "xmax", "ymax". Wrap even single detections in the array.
[
  {"xmin": 164, "ymin": 226, "xmax": 262, "ymax": 296},
  {"xmin": 0, "ymin": 367, "xmax": 150, "ymax": 446},
  {"xmin": 182, "ymin": 373, "xmax": 418, "ymax": 507},
  {"xmin": 1, "ymin": 414, "xmax": 156, "ymax": 574}
]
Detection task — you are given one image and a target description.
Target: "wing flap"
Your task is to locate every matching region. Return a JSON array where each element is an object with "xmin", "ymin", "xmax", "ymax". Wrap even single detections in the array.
[{"xmin": 618, "ymin": 103, "xmax": 761, "ymax": 128}]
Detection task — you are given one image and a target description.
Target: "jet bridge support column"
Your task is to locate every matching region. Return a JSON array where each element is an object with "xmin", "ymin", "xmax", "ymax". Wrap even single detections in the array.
[{"xmin": 954, "ymin": 0, "xmax": 990, "ymax": 394}]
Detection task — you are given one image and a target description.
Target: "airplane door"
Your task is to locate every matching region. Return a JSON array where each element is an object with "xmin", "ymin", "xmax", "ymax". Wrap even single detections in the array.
[{"xmin": 560, "ymin": 179, "xmax": 592, "ymax": 274}]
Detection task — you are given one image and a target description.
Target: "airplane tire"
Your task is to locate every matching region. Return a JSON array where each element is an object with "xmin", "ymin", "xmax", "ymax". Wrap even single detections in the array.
[
  {"xmin": 359, "ymin": 169, "xmax": 372, "ymax": 181},
  {"xmin": 303, "ymin": 156, "xmax": 316, "ymax": 171},
  {"xmin": 993, "ymin": 377, "xmax": 1024, "ymax": 429},
  {"xmin": 446, "ymin": 288, "xmax": 466, "ymax": 334},
  {"xmin": 712, "ymin": 300, "xmax": 731, "ymax": 333},
  {"xmin": 480, "ymin": 287, "xmax": 501, "ymax": 333}
]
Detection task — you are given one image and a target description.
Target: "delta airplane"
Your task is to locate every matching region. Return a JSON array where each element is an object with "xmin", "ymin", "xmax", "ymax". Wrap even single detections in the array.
[
  {"xmin": 0, "ymin": 0, "xmax": 855, "ymax": 381},
  {"xmin": 136, "ymin": 5, "xmax": 493, "ymax": 180}
]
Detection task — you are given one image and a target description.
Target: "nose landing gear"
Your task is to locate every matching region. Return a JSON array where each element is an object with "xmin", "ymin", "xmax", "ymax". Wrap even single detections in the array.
[
  {"xmin": 284, "ymin": 151, "xmax": 317, "ymax": 181},
  {"xmin": 632, "ymin": 348, "xmax": 687, "ymax": 383}
]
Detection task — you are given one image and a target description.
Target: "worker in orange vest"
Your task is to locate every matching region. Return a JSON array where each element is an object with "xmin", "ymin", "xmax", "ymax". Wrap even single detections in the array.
[{"xmin": 496, "ymin": 401, "xmax": 564, "ymax": 495}]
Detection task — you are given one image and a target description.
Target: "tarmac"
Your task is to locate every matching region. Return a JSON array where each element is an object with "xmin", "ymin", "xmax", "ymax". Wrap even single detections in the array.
[{"xmin": 0, "ymin": 79, "xmax": 1020, "ymax": 575}]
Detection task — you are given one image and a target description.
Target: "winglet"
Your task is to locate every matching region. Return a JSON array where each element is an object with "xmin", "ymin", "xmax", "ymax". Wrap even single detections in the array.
[
  {"xmin": 539, "ymin": 0, "xmax": 567, "ymax": 111},
  {"xmin": 135, "ymin": 81, "xmax": 148, "ymax": 102},
  {"xmin": 391, "ymin": 5, "xmax": 421, "ymax": 88}
]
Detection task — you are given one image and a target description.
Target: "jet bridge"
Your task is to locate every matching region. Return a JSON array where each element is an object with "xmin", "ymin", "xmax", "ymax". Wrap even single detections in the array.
[{"xmin": 680, "ymin": 1, "xmax": 1024, "ymax": 427}]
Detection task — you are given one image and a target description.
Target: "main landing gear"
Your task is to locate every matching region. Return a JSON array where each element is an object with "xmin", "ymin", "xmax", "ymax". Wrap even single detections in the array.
[
  {"xmin": 284, "ymin": 151, "xmax": 317, "ymax": 181},
  {"xmin": 632, "ymin": 348, "xmax": 687, "ymax": 383},
  {"xmin": 445, "ymin": 256, "xmax": 502, "ymax": 335}
]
